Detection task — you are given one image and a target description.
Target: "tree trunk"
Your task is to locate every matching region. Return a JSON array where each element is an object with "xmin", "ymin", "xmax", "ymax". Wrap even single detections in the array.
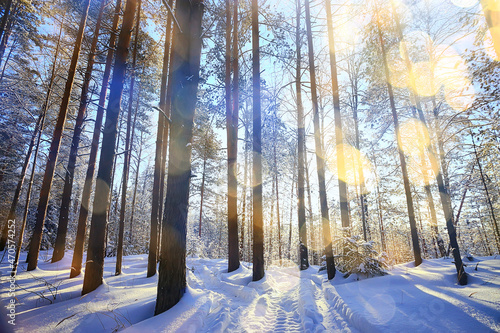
[
  {"xmin": 413, "ymin": 112, "xmax": 445, "ymax": 257},
  {"xmin": 13, "ymin": 121, "xmax": 44, "ymax": 274},
  {"xmin": 375, "ymin": 166, "xmax": 386, "ymax": 252},
  {"xmin": 248, "ymin": 128, "xmax": 253, "ymax": 261},
  {"xmin": 52, "ymin": 0, "xmax": 106, "ymax": 263},
  {"xmin": 232, "ymin": 0, "xmax": 240, "ymax": 263},
  {"xmin": 0, "ymin": 111, "xmax": 43, "ymax": 252},
  {"xmin": 107, "ymin": 109, "xmax": 124, "ymax": 228},
  {"xmin": 414, "ymin": 189, "xmax": 428, "ymax": 257},
  {"xmin": 481, "ymin": 0, "xmax": 500, "ymax": 56},
  {"xmin": 391, "ymin": 2, "xmax": 445, "ymax": 258},
  {"xmin": 0, "ymin": 0, "xmax": 13, "ymax": 43},
  {"xmin": 350, "ymin": 78, "xmax": 369, "ymax": 241},
  {"xmin": 154, "ymin": 0, "xmax": 204, "ymax": 314},
  {"xmin": 454, "ymin": 163, "xmax": 475, "ymax": 235},
  {"xmin": 306, "ymin": 0, "xmax": 333, "ymax": 273},
  {"xmin": 251, "ymin": 0, "xmax": 264, "ymax": 281},
  {"xmin": 115, "ymin": 0, "xmax": 141, "ymax": 276},
  {"xmin": 0, "ymin": 31, "xmax": 15, "ymax": 85},
  {"xmin": 147, "ymin": 0, "xmax": 174, "ymax": 277},
  {"xmin": 21, "ymin": 19, "xmax": 64, "ymax": 264},
  {"xmin": 288, "ymin": 160, "xmax": 296, "ymax": 260},
  {"xmin": 198, "ymin": 157, "xmax": 207, "ymax": 237},
  {"xmin": 275, "ymin": 164, "xmax": 282, "ymax": 262},
  {"xmin": 226, "ymin": 0, "xmax": 240, "ymax": 272},
  {"xmin": 129, "ymin": 129, "xmax": 143, "ymax": 244},
  {"xmin": 295, "ymin": 0, "xmax": 309, "ymax": 271},
  {"xmin": 304, "ymin": 143, "xmax": 314, "ymax": 236},
  {"xmin": 82, "ymin": 0, "xmax": 138, "ymax": 295},
  {"xmin": 26, "ymin": 0, "xmax": 91, "ymax": 271},
  {"xmin": 374, "ymin": 6, "xmax": 422, "ymax": 267},
  {"xmin": 472, "ymin": 134, "xmax": 500, "ymax": 252},
  {"xmin": 431, "ymin": 100, "xmax": 452, "ymax": 210},
  {"xmin": 157, "ymin": 1, "xmax": 176, "ymax": 263},
  {"xmin": 269, "ymin": 175, "xmax": 275, "ymax": 262},
  {"xmin": 125, "ymin": 83, "xmax": 141, "ymax": 243},
  {"xmin": 324, "ymin": 0, "xmax": 349, "ymax": 237},
  {"xmin": 240, "ymin": 121, "xmax": 249, "ymax": 261},
  {"xmin": 389, "ymin": 2, "xmax": 464, "ymax": 281},
  {"xmin": 0, "ymin": 9, "xmax": 14, "ymax": 69},
  {"xmin": 70, "ymin": 0, "xmax": 122, "ymax": 279},
  {"xmin": 323, "ymin": 0, "xmax": 346, "ymax": 278},
  {"xmin": 12, "ymin": 18, "xmax": 64, "ymax": 272}
]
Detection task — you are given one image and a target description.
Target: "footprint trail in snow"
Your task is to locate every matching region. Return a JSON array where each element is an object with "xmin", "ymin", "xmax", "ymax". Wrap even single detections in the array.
[{"xmin": 190, "ymin": 262, "xmax": 354, "ymax": 333}]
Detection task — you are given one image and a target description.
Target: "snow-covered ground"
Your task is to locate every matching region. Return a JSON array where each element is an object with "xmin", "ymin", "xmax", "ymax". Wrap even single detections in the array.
[{"xmin": 1, "ymin": 251, "xmax": 499, "ymax": 332}]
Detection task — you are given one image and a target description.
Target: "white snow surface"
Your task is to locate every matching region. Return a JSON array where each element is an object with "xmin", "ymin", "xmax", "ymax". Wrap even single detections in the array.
[{"xmin": 1, "ymin": 251, "xmax": 499, "ymax": 332}]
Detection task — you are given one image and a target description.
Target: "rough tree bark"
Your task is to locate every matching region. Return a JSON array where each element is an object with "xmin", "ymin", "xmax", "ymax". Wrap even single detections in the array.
[
  {"xmin": 154, "ymin": 0, "xmax": 204, "ymax": 314},
  {"xmin": 52, "ymin": 0, "xmax": 107, "ymax": 263},
  {"xmin": 147, "ymin": 0, "xmax": 174, "ymax": 277},
  {"xmin": 115, "ymin": 0, "xmax": 141, "ymax": 276},
  {"xmin": 12, "ymin": 18, "xmax": 64, "ymax": 272},
  {"xmin": 374, "ymin": 5, "xmax": 422, "ymax": 267},
  {"xmin": 226, "ymin": 0, "xmax": 240, "ymax": 273},
  {"xmin": 129, "ymin": 128, "xmax": 143, "ymax": 243},
  {"xmin": 390, "ymin": 3, "xmax": 445, "ymax": 258},
  {"xmin": 323, "ymin": 0, "xmax": 348, "ymax": 278},
  {"xmin": 157, "ymin": 0, "xmax": 177, "ymax": 264},
  {"xmin": 389, "ymin": 2, "xmax": 464, "ymax": 281},
  {"xmin": 251, "ymin": 0, "xmax": 264, "ymax": 282},
  {"xmin": 70, "ymin": 0, "xmax": 122, "ymax": 279},
  {"xmin": 26, "ymin": 0, "xmax": 91, "ymax": 271},
  {"xmin": 306, "ymin": 0, "xmax": 332, "ymax": 272},
  {"xmin": 295, "ymin": 0, "xmax": 309, "ymax": 271},
  {"xmin": 472, "ymin": 134, "xmax": 500, "ymax": 252},
  {"xmin": 0, "ymin": 0, "xmax": 13, "ymax": 43},
  {"xmin": 82, "ymin": 0, "xmax": 138, "ymax": 295},
  {"xmin": 240, "ymin": 116, "xmax": 249, "ymax": 261},
  {"xmin": 274, "ymin": 148, "xmax": 282, "ymax": 262},
  {"xmin": 0, "ymin": 13, "xmax": 13, "ymax": 68}
]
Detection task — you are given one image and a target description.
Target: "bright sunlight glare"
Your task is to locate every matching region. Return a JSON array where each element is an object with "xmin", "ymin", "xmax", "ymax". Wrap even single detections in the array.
[
  {"xmin": 331, "ymin": 144, "xmax": 374, "ymax": 191},
  {"xmin": 397, "ymin": 119, "xmax": 430, "ymax": 157},
  {"xmin": 483, "ymin": 27, "xmax": 500, "ymax": 60}
]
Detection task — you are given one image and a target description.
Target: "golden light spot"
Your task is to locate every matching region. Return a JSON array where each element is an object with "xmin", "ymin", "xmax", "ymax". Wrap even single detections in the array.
[
  {"xmin": 397, "ymin": 119, "xmax": 430, "ymax": 157},
  {"xmin": 410, "ymin": 61, "xmax": 440, "ymax": 97},
  {"xmin": 389, "ymin": 68, "xmax": 408, "ymax": 89},
  {"xmin": 375, "ymin": 6, "xmax": 395, "ymax": 29},
  {"xmin": 333, "ymin": 19, "xmax": 361, "ymax": 52},
  {"xmin": 432, "ymin": 44, "xmax": 460, "ymax": 60},
  {"xmin": 399, "ymin": 31, "xmax": 433, "ymax": 62},
  {"xmin": 483, "ymin": 27, "xmax": 500, "ymax": 61},
  {"xmin": 451, "ymin": 0, "xmax": 478, "ymax": 8},
  {"xmin": 387, "ymin": 45, "xmax": 408, "ymax": 88},
  {"xmin": 388, "ymin": 0, "xmax": 413, "ymax": 24},
  {"xmin": 433, "ymin": 46, "xmax": 468, "ymax": 88},
  {"xmin": 406, "ymin": 151, "xmax": 439, "ymax": 186},
  {"xmin": 481, "ymin": 0, "xmax": 500, "ymax": 11},
  {"xmin": 320, "ymin": 1, "xmax": 363, "ymax": 54},
  {"xmin": 333, "ymin": 144, "xmax": 373, "ymax": 190},
  {"xmin": 235, "ymin": 162, "xmax": 245, "ymax": 187},
  {"xmin": 444, "ymin": 83, "xmax": 475, "ymax": 111},
  {"xmin": 398, "ymin": 40, "xmax": 411, "ymax": 61},
  {"xmin": 235, "ymin": 160, "xmax": 262, "ymax": 188}
]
